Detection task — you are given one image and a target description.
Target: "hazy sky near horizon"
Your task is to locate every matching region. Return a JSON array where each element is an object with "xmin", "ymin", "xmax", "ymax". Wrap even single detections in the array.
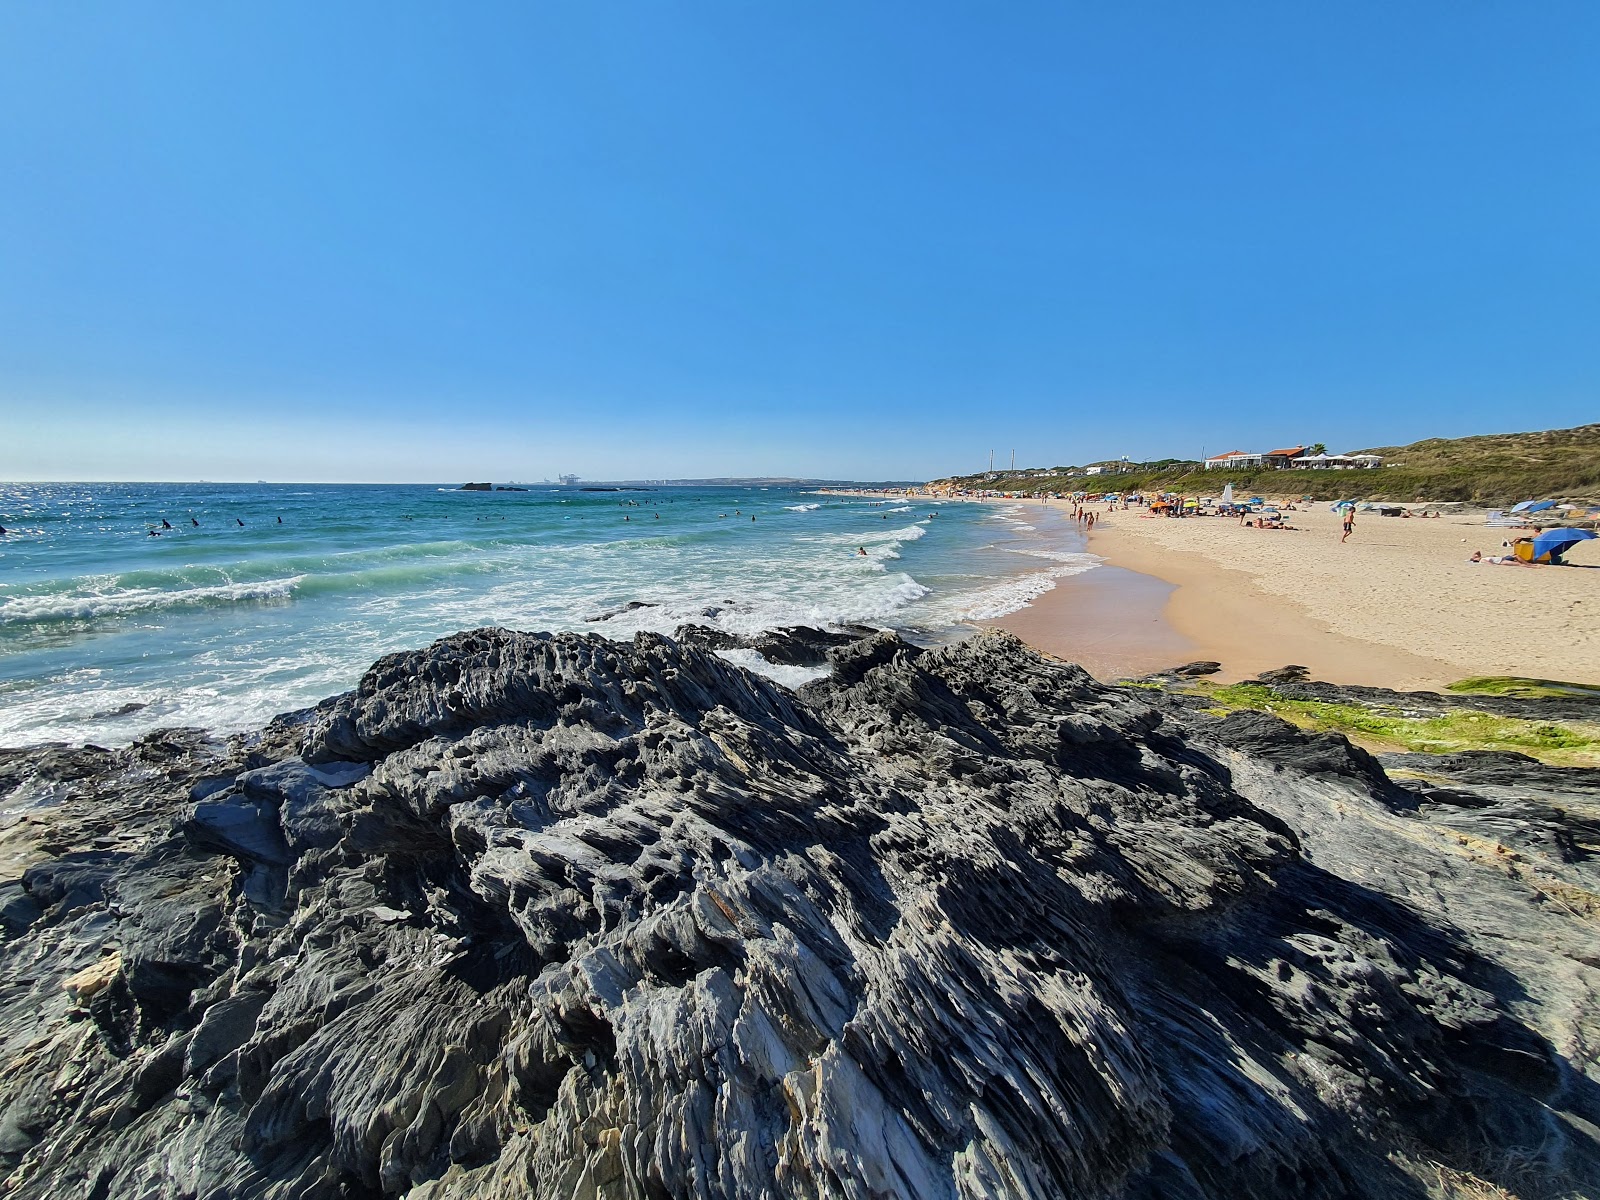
[{"xmin": 2, "ymin": 4, "xmax": 1596, "ymax": 482}]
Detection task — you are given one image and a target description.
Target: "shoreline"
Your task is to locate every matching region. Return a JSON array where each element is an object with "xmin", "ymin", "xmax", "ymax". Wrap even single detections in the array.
[
  {"xmin": 1079, "ymin": 522, "xmax": 1465, "ymax": 689},
  {"xmin": 820, "ymin": 487, "xmax": 1600, "ymax": 690}
]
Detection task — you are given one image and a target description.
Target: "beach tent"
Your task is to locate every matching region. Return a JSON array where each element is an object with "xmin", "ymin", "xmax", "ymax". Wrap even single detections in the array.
[
  {"xmin": 1531, "ymin": 528, "xmax": 1596, "ymax": 563},
  {"xmin": 1220, "ymin": 483, "xmax": 1234, "ymax": 505}
]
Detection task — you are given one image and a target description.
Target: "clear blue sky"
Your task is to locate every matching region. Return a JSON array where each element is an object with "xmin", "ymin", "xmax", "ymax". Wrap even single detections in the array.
[{"xmin": 1, "ymin": 3, "xmax": 1596, "ymax": 482}]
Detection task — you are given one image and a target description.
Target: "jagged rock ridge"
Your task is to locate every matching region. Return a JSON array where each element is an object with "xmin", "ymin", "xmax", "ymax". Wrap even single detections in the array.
[{"xmin": 0, "ymin": 627, "xmax": 1596, "ymax": 1198}]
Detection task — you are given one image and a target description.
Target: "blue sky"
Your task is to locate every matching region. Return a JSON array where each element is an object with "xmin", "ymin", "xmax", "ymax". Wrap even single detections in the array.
[{"xmin": 1, "ymin": 3, "xmax": 1596, "ymax": 482}]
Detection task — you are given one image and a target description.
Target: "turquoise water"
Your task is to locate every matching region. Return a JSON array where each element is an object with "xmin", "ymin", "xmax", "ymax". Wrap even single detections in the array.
[{"xmin": 0, "ymin": 483, "xmax": 1092, "ymax": 746}]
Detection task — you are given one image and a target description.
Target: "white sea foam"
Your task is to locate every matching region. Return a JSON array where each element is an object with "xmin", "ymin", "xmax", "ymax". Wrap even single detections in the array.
[
  {"xmin": 804, "ymin": 524, "xmax": 928, "ymax": 546},
  {"xmin": 0, "ymin": 576, "xmax": 307, "ymax": 625},
  {"xmin": 921, "ymin": 550, "xmax": 1100, "ymax": 622},
  {"xmin": 713, "ymin": 649, "xmax": 831, "ymax": 689},
  {"xmin": 784, "ymin": 503, "xmax": 821, "ymax": 511}
]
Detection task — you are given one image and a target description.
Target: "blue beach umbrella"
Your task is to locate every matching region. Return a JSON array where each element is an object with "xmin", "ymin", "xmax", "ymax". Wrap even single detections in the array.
[
  {"xmin": 1513, "ymin": 500, "xmax": 1556, "ymax": 513},
  {"xmin": 1532, "ymin": 528, "xmax": 1596, "ymax": 561}
]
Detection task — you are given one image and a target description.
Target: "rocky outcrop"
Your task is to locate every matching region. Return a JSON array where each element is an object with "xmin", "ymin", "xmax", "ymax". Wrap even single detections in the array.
[{"xmin": 0, "ymin": 628, "xmax": 1596, "ymax": 1199}]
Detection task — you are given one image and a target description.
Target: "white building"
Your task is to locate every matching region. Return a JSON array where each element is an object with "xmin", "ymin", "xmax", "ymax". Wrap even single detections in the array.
[{"xmin": 1290, "ymin": 453, "xmax": 1384, "ymax": 470}]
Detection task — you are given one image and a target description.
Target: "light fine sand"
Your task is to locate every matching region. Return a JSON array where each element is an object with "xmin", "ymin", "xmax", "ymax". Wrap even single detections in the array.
[{"xmin": 1087, "ymin": 504, "xmax": 1600, "ymax": 688}]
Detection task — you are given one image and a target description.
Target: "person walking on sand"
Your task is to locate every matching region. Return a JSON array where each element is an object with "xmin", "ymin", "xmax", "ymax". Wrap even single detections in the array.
[{"xmin": 1341, "ymin": 506, "xmax": 1355, "ymax": 543}]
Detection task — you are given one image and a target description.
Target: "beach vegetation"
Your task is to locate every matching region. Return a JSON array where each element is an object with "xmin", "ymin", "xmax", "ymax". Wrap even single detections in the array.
[
  {"xmin": 1446, "ymin": 676, "xmax": 1600, "ymax": 701},
  {"xmin": 939, "ymin": 422, "xmax": 1600, "ymax": 507},
  {"xmin": 1192, "ymin": 681, "xmax": 1600, "ymax": 765}
]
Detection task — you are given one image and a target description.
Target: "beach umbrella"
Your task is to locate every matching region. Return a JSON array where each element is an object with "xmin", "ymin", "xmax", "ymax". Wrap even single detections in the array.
[
  {"xmin": 1220, "ymin": 483, "xmax": 1234, "ymax": 504},
  {"xmin": 1511, "ymin": 501, "xmax": 1534, "ymax": 512},
  {"xmin": 1532, "ymin": 528, "xmax": 1595, "ymax": 561},
  {"xmin": 1525, "ymin": 500, "xmax": 1557, "ymax": 513}
]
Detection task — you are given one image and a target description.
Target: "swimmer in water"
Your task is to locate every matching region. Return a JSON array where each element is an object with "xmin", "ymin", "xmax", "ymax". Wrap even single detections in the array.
[
  {"xmin": 191, "ymin": 516, "xmax": 199, "ymax": 526},
  {"xmin": 148, "ymin": 528, "xmax": 160, "ymax": 537},
  {"xmin": 277, "ymin": 516, "xmax": 282, "ymax": 524},
  {"xmin": 236, "ymin": 518, "xmax": 245, "ymax": 527},
  {"xmin": 161, "ymin": 519, "xmax": 172, "ymax": 529},
  {"xmin": 0, "ymin": 525, "xmax": 7, "ymax": 536},
  {"xmin": 857, "ymin": 546, "xmax": 867, "ymax": 556}
]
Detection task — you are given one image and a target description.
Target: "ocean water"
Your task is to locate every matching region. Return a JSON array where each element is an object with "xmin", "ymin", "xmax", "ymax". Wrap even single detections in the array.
[{"xmin": 0, "ymin": 483, "xmax": 1095, "ymax": 746}]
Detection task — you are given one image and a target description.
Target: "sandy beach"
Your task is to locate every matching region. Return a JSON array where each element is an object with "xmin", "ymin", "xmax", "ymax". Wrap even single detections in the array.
[
  {"xmin": 814, "ymin": 489, "xmax": 1600, "ymax": 688},
  {"xmin": 1072, "ymin": 502, "xmax": 1600, "ymax": 688}
]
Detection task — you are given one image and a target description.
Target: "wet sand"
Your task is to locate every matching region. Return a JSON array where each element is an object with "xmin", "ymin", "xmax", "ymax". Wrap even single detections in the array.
[{"xmin": 985, "ymin": 564, "xmax": 1195, "ymax": 680}]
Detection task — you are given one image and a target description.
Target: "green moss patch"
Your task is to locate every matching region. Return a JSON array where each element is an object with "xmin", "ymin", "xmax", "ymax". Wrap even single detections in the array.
[
  {"xmin": 1192, "ymin": 682, "xmax": 1600, "ymax": 765},
  {"xmin": 1447, "ymin": 676, "xmax": 1600, "ymax": 701}
]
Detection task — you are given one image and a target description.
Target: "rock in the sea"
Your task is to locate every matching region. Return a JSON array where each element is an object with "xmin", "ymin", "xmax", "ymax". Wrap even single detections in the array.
[{"xmin": 0, "ymin": 627, "xmax": 1596, "ymax": 1199}]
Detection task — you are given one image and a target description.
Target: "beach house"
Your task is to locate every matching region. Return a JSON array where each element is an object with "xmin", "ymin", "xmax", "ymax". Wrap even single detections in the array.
[
  {"xmin": 1203, "ymin": 450, "xmax": 1264, "ymax": 470},
  {"xmin": 1290, "ymin": 452, "xmax": 1385, "ymax": 470}
]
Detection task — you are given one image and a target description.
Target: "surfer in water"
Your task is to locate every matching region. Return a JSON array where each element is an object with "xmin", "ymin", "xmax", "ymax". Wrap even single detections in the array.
[
  {"xmin": 190, "ymin": 516, "xmax": 199, "ymax": 526},
  {"xmin": 161, "ymin": 519, "xmax": 172, "ymax": 529},
  {"xmin": 236, "ymin": 518, "xmax": 245, "ymax": 527}
]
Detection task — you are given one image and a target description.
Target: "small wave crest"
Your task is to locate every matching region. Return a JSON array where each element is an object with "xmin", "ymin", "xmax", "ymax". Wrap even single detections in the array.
[
  {"xmin": 928, "ymin": 550, "xmax": 1100, "ymax": 622},
  {"xmin": 784, "ymin": 503, "xmax": 821, "ymax": 512},
  {"xmin": 0, "ymin": 576, "xmax": 307, "ymax": 626},
  {"xmin": 805, "ymin": 524, "xmax": 928, "ymax": 547}
]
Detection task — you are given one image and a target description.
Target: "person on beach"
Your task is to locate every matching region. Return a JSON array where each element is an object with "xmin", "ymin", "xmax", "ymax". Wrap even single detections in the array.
[{"xmin": 1341, "ymin": 508, "xmax": 1355, "ymax": 542}]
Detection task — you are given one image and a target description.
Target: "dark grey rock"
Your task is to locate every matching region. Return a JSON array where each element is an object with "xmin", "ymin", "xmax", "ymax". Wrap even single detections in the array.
[
  {"xmin": 0, "ymin": 627, "xmax": 1594, "ymax": 1199},
  {"xmin": 1255, "ymin": 664, "xmax": 1311, "ymax": 684}
]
